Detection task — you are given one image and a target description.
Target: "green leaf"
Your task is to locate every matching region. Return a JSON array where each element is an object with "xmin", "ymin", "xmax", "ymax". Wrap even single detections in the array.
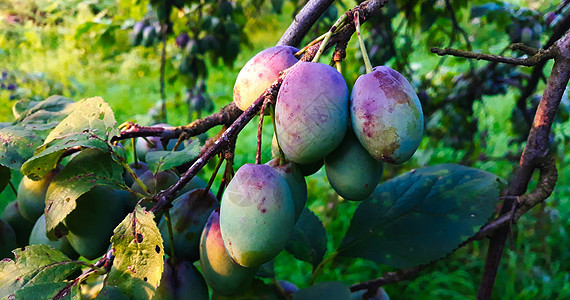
[
  {"xmin": 45, "ymin": 97, "xmax": 119, "ymax": 144},
  {"xmin": 0, "ymin": 125, "xmax": 44, "ymax": 170},
  {"xmin": 0, "ymin": 166, "xmax": 9, "ymax": 193},
  {"xmin": 338, "ymin": 164, "xmax": 500, "ymax": 268},
  {"xmin": 13, "ymin": 283, "xmax": 80, "ymax": 300},
  {"xmin": 21, "ymin": 131, "xmax": 110, "ymax": 180},
  {"xmin": 292, "ymin": 281, "xmax": 350, "ymax": 300},
  {"xmin": 285, "ymin": 208, "xmax": 327, "ymax": 269},
  {"xmin": 0, "ymin": 245, "xmax": 82, "ymax": 299},
  {"xmin": 13, "ymin": 95, "xmax": 75, "ymax": 132},
  {"xmin": 45, "ymin": 149, "xmax": 124, "ymax": 237},
  {"xmin": 107, "ymin": 205, "xmax": 164, "ymax": 300},
  {"xmin": 145, "ymin": 141, "xmax": 200, "ymax": 173}
]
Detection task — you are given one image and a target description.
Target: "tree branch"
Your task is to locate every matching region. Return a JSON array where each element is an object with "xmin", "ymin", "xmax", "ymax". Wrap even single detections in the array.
[
  {"xmin": 478, "ymin": 32, "xmax": 570, "ymax": 299},
  {"xmin": 430, "ymin": 47, "xmax": 555, "ymax": 66},
  {"xmin": 277, "ymin": 0, "xmax": 336, "ymax": 47}
]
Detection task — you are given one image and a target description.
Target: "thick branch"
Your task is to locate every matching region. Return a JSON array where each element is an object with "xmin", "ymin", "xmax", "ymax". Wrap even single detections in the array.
[{"xmin": 478, "ymin": 32, "xmax": 570, "ymax": 299}]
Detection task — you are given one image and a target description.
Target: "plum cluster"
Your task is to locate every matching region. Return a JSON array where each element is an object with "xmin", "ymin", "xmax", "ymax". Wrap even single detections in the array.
[
  {"xmin": 132, "ymin": 21, "xmax": 163, "ymax": 47},
  {"xmin": 191, "ymin": 46, "xmax": 424, "ymax": 296}
]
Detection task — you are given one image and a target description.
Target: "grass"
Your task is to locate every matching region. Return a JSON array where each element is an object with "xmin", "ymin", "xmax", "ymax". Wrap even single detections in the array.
[{"xmin": 0, "ymin": 0, "xmax": 568, "ymax": 298}]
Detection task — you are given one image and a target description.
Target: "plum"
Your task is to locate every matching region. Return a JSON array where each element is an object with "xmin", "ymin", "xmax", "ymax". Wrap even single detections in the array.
[
  {"xmin": 2, "ymin": 200, "xmax": 34, "ymax": 247},
  {"xmin": 325, "ymin": 130, "xmax": 383, "ymax": 201},
  {"xmin": 29, "ymin": 214, "xmax": 78, "ymax": 259},
  {"xmin": 154, "ymin": 259, "xmax": 209, "ymax": 300},
  {"xmin": 220, "ymin": 164, "xmax": 295, "ymax": 267},
  {"xmin": 0, "ymin": 219, "xmax": 17, "ymax": 259},
  {"xmin": 351, "ymin": 66, "xmax": 423, "ymax": 164},
  {"xmin": 17, "ymin": 169, "xmax": 59, "ymax": 222},
  {"xmin": 65, "ymin": 186, "xmax": 127, "ymax": 260},
  {"xmin": 233, "ymin": 46, "xmax": 298, "ymax": 111},
  {"xmin": 158, "ymin": 188, "xmax": 219, "ymax": 261},
  {"xmin": 135, "ymin": 124, "xmax": 182, "ymax": 162},
  {"xmin": 275, "ymin": 61, "xmax": 349, "ymax": 164},
  {"xmin": 266, "ymin": 158, "xmax": 307, "ymax": 220},
  {"xmin": 200, "ymin": 210, "xmax": 257, "ymax": 296}
]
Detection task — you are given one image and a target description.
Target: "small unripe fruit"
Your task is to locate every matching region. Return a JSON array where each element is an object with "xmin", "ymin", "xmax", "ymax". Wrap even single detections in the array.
[
  {"xmin": 17, "ymin": 169, "xmax": 58, "ymax": 221},
  {"xmin": 154, "ymin": 259, "xmax": 209, "ymax": 300},
  {"xmin": 325, "ymin": 130, "xmax": 383, "ymax": 201},
  {"xmin": 29, "ymin": 214, "xmax": 78, "ymax": 259}
]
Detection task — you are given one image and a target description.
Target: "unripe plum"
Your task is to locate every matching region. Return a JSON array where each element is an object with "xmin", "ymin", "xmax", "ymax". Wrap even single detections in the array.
[
  {"xmin": 220, "ymin": 164, "xmax": 295, "ymax": 267},
  {"xmin": 200, "ymin": 210, "xmax": 257, "ymax": 296},
  {"xmin": 29, "ymin": 214, "xmax": 78, "ymax": 259},
  {"xmin": 2, "ymin": 200, "xmax": 34, "ymax": 247},
  {"xmin": 275, "ymin": 61, "xmax": 349, "ymax": 164},
  {"xmin": 233, "ymin": 46, "xmax": 299, "ymax": 111},
  {"xmin": 17, "ymin": 169, "xmax": 58, "ymax": 221},
  {"xmin": 266, "ymin": 158, "xmax": 307, "ymax": 220},
  {"xmin": 351, "ymin": 66, "xmax": 423, "ymax": 164},
  {"xmin": 325, "ymin": 130, "xmax": 383, "ymax": 201},
  {"xmin": 158, "ymin": 188, "xmax": 218, "ymax": 261},
  {"xmin": 154, "ymin": 259, "xmax": 209, "ymax": 300},
  {"xmin": 65, "ymin": 186, "xmax": 127, "ymax": 260},
  {"xmin": 0, "ymin": 219, "xmax": 17, "ymax": 259}
]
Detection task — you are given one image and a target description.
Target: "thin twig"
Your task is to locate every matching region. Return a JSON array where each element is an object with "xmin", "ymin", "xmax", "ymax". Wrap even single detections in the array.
[{"xmin": 430, "ymin": 47, "xmax": 555, "ymax": 66}]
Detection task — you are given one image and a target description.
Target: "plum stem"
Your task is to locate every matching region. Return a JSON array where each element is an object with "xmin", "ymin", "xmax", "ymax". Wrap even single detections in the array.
[
  {"xmin": 8, "ymin": 180, "xmax": 17, "ymax": 197},
  {"xmin": 335, "ymin": 61, "xmax": 342, "ymax": 73},
  {"xmin": 310, "ymin": 252, "xmax": 338, "ymax": 285},
  {"xmin": 122, "ymin": 162, "xmax": 152, "ymax": 196},
  {"xmin": 164, "ymin": 209, "xmax": 176, "ymax": 263},
  {"xmin": 296, "ymin": 32, "xmax": 327, "ymax": 57},
  {"xmin": 312, "ymin": 13, "xmax": 347, "ymax": 63},
  {"xmin": 256, "ymin": 99, "xmax": 269, "ymax": 164},
  {"xmin": 270, "ymin": 104, "xmax": 286, "ymax": 164},
  {"xmin": 204, "ymin": 155, "xmax": 224, "ymax": 196},
  {"xmin": 131, "ymin": 138, "xmax": 139, "ymax": 167},
  {"xmin": 354, "ymin": 11, "xmax": 373, "ymax": 73}
]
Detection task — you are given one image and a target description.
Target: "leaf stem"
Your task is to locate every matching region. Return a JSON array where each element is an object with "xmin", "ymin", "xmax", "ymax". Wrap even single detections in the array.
[
  {"xmin": 310, "ymin": 252, "xmax": 338, "ymax": 285},
  {"xmin": 122, "ymin": 162, "xmax": 152, "ymax": 196},
  {"xmin": 354, "ymin": 11, "xmax": 373, "ymax": 73},
  {"xmin": 312, "ymin": 13, "xmax": 347, "ymax": 63},
  {"xmin": 295, "ymin": 32, "xmax": 327, "ymax": 56},
  {"xmin": 8, "ymin": 181, "xmax": 17, "ymax": 197}
]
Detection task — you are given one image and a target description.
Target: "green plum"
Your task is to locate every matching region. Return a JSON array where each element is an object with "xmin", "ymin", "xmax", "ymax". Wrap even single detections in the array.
[
  {"xmin": 200, "ymin": 209, "xmax": 257, "ymax": 296},
  {"xmin": 65, "ymin": 186, "xmax": 128, "ymax": 260},
  {"xmin": 158, "ymin": 188, "xmax": 219, "ymax": 261},
  {"xmin": 0, "ymin": 218, "xmax": 17, "ymax": 259},
  {"xmin": 267, "ymin": 158, "xmax": 307, "ymax": 220},
  {"xmin": 275, "ymin": 61, "xmax": 349, "ymax": 164},
  {"xmin": 220, "ymin": 164, "xmax": 295, "ymax": 267},
  {"xmin": 17, "ymin": 169, "xmax": 58, "ymax": 221},
  {"xmin": 29, "ymin": 214, "xmax": 78, "ymax": 259},
  {"xmin": 2, "ymin": 200, "xmax": 34, "ymax": 247},
  {"xmin": 154, "ymin": 259, "xmax": 209, "ymax": 300},
  {"xmin": 325, "ymin": 130, "xmax": 383, "ymax": 201},
  {"xmin": 350, "ymin": 66, "xmax": 423, "ymax": 164}
]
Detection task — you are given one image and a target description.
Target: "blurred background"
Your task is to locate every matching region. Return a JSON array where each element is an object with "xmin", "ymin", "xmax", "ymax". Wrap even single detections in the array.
[{"xmin": 0, "ymin": 0, "xmax": 568, "ymax": 298}]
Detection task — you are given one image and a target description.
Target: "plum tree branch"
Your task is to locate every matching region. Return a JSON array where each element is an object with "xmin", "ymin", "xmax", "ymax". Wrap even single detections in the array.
[
  {"xmin": 430, "ymin": 47, "xmax": 555, "ymax": 66},
  {"xmin": 277, "ymin": 0, "xmax": 336, "ymax": 47},
  {"xmin": 478, "ymin": 32, "xmax": 570, "ymax": 299}
]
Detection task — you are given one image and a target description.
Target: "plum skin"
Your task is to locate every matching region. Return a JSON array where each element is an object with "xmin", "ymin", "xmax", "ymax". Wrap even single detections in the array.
[
  {"xmin": 350, "ymin": 66, "xmax": 424, "ymax": 164},
  {"xmin": 233, "ymin": 46, "xmax": 299, "ymax": 111},
  {"xmin": 275, "ymin": 61, "xmax": 349, "ymax": 164}
]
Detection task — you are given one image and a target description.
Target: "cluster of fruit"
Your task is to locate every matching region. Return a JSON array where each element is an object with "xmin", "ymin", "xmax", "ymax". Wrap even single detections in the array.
[
  {"xmin": 190, "ymin": 45, "xmax": 424, "ymax": 295},
  {"xmin": 132, "ymin": 21, "xmax": 163, "ymax": 47}
]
